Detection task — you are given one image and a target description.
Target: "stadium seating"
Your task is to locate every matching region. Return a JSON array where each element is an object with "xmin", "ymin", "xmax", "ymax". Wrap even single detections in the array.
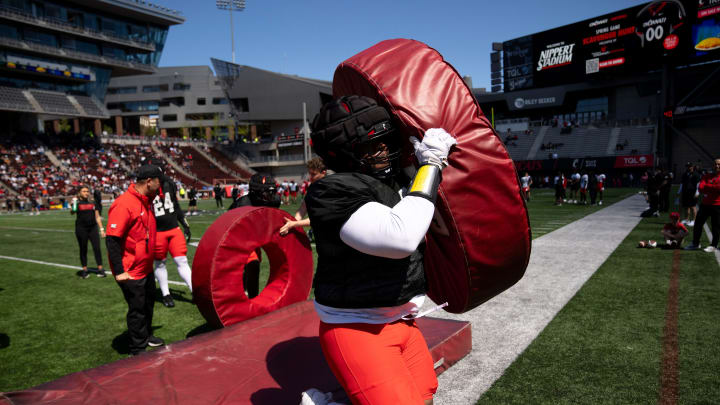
[
  {"xmin": 507, "ymin": 125, "xmax": 656, "ymax": 161},
  {"xmin": 207, "ymin": 146, "xmax": 253, "ymax": 178},
  {"xmin": 30, "ymin": 90, "xmax": 80, "ymax": 116},
  {"xmin": 176, "ymin": 145, "xmax": 228, "ymax": 183},
  {"xmin": 0, "ymin": 86, "xmax": 35, "ymax": 112},
  {"xmin": 72, "ymin": 95, "xmax": 107, "ymax": 117}
]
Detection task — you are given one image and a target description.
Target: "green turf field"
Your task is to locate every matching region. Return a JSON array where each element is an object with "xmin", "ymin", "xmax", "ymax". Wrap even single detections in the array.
[{"xmin": 1, "ymin": 188, "xmax": 717, "ymax": 403}]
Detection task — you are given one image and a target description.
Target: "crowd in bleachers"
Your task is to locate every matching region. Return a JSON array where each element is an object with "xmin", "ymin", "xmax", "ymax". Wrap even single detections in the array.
[{"xmin": 1, "ymin": 143, "xmax": 68, "ymax": 198}]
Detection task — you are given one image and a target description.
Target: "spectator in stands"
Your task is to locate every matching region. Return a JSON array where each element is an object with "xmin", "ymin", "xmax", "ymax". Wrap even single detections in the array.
[
  {"xmin": 71, "ymin": 185, "xmax": 105, "ymax": 279},
  {"xmin": 680, "ymin": 162, "xmax": 700, "ymax": 227},
  {"xmin": 279, "ymin": 158, "xmax": 327, "ymax": 237},
  {"xmin": 685, "ymin": 159, "xmax": 720, "ymax": 252},
  {"xmin": 213, "ymin": 183, "xmax": 224, "ymax": 208}
]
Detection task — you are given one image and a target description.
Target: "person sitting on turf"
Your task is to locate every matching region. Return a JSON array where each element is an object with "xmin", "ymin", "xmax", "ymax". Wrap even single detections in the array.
[
  {"xmin": 228, "ymin": 172, "xmax": 281, "ymax": 298},
  {"xmin": 662, "ymin": 212, "xmax": 688, "ymax": 249}
]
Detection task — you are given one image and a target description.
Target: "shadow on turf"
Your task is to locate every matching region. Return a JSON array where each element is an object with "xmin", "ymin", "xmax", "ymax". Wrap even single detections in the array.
[
  {"xmin": 0, "ymin": 333, "xmax": 9, "ymax": 349},
  {"xmin": 111, "ymin": 327, "xmax": 163, "ymax": 355},
  {"xmin": 154, "ymin": 288, "xmax": 192, "ymax": 305}
]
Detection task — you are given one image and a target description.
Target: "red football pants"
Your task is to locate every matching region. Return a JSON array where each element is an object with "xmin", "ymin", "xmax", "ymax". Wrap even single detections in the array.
[{"xmin": 319, "ymin": 319, "xmax": 438, "ymax": 405}]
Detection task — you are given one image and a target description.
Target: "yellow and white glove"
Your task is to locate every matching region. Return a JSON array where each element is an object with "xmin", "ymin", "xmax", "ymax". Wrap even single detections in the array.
[{"xmin": 409, "ymin": 128, "xmax": 457, "ymax": 169}]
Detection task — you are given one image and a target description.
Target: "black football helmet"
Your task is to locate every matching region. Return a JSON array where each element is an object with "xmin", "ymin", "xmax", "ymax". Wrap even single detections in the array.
[
  {"xmin": 311, "ymin": 95, "xmax": 400, "ymax": 180},
  {"xmin": 248, "ymin": 172, "xmax": 279, "ymax": 207}
]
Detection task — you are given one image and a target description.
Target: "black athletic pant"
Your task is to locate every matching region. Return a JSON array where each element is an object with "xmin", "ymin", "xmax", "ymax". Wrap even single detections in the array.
[
  {"xmin": 215, "ymin": 197, "xmax": 223, "ymax": 208},
  {"xmin": 659, "ymin": 189, "xmax": 670, "ymax": 212},
  {"xmin": 76, "ymin": 225, "xmax": 102, "ymax": 268},
  {"xmin": 244, "ymin": 260, "xmax": 260, "ymax": 298},
  {"xmin": 692, "ymin": 204, "xmax": 720, "ymax": 247},
  {"xmin": 118, "ymin": 273, "xmax": 155, "ymax": 354},
  {"xmin": 648, "ymin": 192, "xmax": 659, "ymax": 213}
]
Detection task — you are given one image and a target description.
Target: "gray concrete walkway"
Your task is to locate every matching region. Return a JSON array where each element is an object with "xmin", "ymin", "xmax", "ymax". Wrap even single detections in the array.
[{"xmin": 428, "ymin": 194, "xmax": 648, "ymax": 404}]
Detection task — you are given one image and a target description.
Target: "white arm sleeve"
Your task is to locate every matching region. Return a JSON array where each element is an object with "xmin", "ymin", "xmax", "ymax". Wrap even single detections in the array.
[{"xmin": 339, "ymin": 195, "xmax": 435, "ymax": 259}]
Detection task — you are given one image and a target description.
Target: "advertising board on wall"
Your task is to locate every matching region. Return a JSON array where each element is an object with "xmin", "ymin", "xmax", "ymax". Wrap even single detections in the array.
[{"xmin": 503, "ymin": 1, "xmax": 705, "ymax": 91}]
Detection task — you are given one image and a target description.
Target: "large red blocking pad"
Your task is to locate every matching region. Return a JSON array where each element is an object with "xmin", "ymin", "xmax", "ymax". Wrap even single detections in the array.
[
  {"xmin": 1, "ymin": 301, "xmax": 471, "ymax": 404},
  {"xmin": 333, "ymin": 39, "xmax": 531, "ymax": 314}
]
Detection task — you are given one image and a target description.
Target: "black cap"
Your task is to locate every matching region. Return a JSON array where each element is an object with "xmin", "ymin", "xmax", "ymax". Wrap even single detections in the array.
[{"xmin": 134, "ymin": 164, "xmax": 163, "ymax": 180}]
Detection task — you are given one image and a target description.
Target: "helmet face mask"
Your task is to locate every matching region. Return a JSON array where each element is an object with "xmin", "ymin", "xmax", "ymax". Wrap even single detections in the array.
[
  {"xmin": 312, "ymin": 95, "xmax": 400, "ymax": 180},
  {"xmin": 352, "ymin": 132, "xmax": 400, "ymax": 180},
  {"xmin": 248, "ymin": 173, "xmax": 278, "ymax": 206}
]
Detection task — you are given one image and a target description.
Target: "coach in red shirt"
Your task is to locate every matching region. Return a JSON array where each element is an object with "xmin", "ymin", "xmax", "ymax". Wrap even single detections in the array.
[
  {"xmin": 686, "ymin": 159, "xmax": 720, "ymax": 252},
  {"xmin": 106, "ymin": 165, "xmax": 164, "ymax": 355}
]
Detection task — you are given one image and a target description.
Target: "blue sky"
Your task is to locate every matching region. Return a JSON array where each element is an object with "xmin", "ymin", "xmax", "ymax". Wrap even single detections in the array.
[{"xmin": 158, "ymin": 0, "xmax": 648, "ymax": 90}]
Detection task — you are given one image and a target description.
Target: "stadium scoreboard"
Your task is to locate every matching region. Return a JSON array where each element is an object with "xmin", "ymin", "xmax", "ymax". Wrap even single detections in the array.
[{"xmin": 503, "ymin": 0, "xmax": 720, "ymax": 92}]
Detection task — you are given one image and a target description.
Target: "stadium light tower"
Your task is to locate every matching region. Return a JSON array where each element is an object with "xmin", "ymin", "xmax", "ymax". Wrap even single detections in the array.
[{"xmin": 216, "ymin": 0, "xmax": 246, "ymax": 64}]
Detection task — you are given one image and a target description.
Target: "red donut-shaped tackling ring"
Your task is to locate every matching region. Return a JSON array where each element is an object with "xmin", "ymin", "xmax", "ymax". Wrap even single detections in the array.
[{"xmin": 192, "ymin": 206, "xmax": 314, "ymax": 327}]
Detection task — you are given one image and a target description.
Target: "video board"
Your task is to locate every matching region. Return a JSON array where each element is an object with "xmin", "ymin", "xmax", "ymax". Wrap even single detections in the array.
[
  {"xmin": 503, "ymin": 1, "xmax": 708, "ymax": 91},
  {"xmin": 692, "ymin": 0, "xmax": 720, "ymax": 60}
]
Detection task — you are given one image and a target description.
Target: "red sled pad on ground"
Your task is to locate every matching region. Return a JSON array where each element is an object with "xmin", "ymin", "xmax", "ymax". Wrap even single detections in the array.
[
  {"xmin": 0, "ymin": 301, "xmax": 471, "ymax": 405},
  {"xmin": 333, "ymin": 39, "xmax": 532, "ymax": 313}
]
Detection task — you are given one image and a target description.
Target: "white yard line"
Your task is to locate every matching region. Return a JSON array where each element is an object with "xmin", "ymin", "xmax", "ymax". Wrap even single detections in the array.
[
  {"xmin": 0, "ymin": 255, "xmax": 187, "ymax": 286},
  {"xmin": 0, "ymin": 226, "xmax": 72, "ymax": 233}
]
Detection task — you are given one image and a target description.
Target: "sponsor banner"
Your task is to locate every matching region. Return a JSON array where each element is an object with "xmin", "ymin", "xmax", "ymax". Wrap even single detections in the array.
[
  {"xmin": 504, "ymin": 0, "xmax": 698, "ymax": 91},
  {"xmin": 614, "ymin": 154, "xmax": 654, "ymax": 168},
  {"xmin": 513, "ymin": 157, "xmax": 617, "ymax": 171},
  {"xmin": 278, "ymin": 140, "xmax": 304, "ymax": 148},
  {"xmin": 514, "ymin": 160, "xmax": 545, "ymax": 172},
  {"xmin": 692, "ymin": 0, "xmax": 720, "ymax": 59},
  {"xmin": 505, "ymin": 86, "xmax": 566, "ymax": 111}
]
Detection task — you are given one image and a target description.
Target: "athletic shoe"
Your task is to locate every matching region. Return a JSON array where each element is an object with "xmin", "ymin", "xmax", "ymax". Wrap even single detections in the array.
[
  {"xmin": 162, "ymin": 295, "xmax": 175, "ymax": 308},
  {"xmin": 687, "ymin": 221, "xmax": 694, "ymax": 227},
  {"xmin": 666, "ymin": 240, "xmax": 672, "ymax": 246},
  {"xmin": 652, "ymin": 211, "xmax": 660, "ymax": 217},
  {"xmin": 96, "ymin": 270, "xmax": 106, "ymax": 278},
  {"xmin": 684, "ymin": 244, "xmax": 701, "ymax": 250},
  {"xmin": 703, "ymin": 246, "xmax": 716, "ymax": 253},
  {"xmin": 146, "ymin": 336, "xmax": 165, "ymax": 347},
  {"xmin": 80, "ymin": 270, "xmax": 90, "ymax": 279},
  {"xmin": 648, "ymin": 240, "xmax": 657, "ymax": 248},
  {"xmin": 681, "ymin": 219, "xmax": 688, "ymax": 225},
  {"xmin": 598, "ymin": 201, "xmax": 603, "ymax": 205}
]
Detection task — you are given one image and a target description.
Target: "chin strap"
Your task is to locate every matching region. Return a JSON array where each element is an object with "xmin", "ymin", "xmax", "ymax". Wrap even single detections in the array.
[{"xmin": 407, "ymin": 164, "xmax": 442, "ymax": 203}]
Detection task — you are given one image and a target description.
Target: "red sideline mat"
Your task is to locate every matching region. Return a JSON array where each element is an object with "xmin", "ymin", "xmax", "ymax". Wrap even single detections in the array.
[
  {"xmin": 333, "ymin": 39, "xmax": 532, "ymax": 313},
  {"xmin": 0, "ymin": 301, "xmax": 471, "ymax": 405}
]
